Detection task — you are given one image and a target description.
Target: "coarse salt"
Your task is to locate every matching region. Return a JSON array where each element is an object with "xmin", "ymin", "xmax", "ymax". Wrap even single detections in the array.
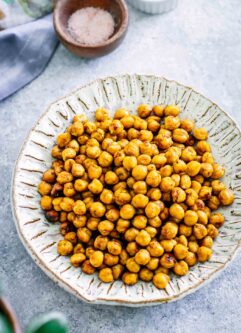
[{"xmin": 67, "ymin": 7, "xmax": 115, "ymax": 46}]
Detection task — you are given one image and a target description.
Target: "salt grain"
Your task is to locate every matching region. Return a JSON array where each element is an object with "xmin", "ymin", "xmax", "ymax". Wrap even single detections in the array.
[{"xmin": 68, "ymin": 7, "xmax": 115, "ymax": 46}]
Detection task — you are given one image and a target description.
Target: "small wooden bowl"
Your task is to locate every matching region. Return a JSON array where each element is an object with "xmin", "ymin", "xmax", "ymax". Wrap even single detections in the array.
[
  {"xmin": 53, "ymin": 0, "xmax": 128, "ymax": 58},
  {"xmin": 0, "ymin": 298, "xmax": 22, "ymax": 333}
]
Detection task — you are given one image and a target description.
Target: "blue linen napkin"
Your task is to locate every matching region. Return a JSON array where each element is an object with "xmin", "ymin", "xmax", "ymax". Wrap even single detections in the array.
[{"xmin": 0, "ymin": 13, "xmax": 58, "ymax": 101}]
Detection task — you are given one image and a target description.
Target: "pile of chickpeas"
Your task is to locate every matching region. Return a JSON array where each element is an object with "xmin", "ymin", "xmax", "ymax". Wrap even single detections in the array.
[{"xmin": 38, "ymin": 104, "xmax": 234, "ymax": 289}]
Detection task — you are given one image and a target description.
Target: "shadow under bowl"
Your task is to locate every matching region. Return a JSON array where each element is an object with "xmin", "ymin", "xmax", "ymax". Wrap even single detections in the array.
[
  {"xmin": 53, "ymin": 0, "xmax": 129, "ymax": 58},
  {"xmin": 0, "ymin": 298, "xmax": 22, "ymax": 333}
]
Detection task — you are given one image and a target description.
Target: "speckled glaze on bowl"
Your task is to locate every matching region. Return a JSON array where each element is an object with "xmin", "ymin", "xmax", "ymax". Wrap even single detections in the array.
[{"xmin": 12, "ymin": 74, "xmax": 241, "ymax": 306}]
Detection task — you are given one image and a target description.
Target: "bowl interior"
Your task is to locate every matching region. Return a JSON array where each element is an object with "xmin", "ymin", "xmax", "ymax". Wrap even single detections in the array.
[{"xmin": 55, "ymin": 0, "xmax": 125, "ymax": 45}]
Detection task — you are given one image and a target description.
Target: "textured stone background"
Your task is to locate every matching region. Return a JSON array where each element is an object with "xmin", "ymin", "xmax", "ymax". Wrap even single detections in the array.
[{"xmin": 1, "ymin": 0, "xmax": 241, "ymax": 332}]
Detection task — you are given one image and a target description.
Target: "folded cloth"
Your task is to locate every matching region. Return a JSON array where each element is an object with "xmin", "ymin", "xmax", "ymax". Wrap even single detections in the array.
[{"xmin": 0, "ymin": 13, "xmax": 58, "ymax": 101}]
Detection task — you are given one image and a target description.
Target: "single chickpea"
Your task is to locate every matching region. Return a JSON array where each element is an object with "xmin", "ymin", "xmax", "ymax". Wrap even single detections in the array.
[
  {"xmin": 185, "ymin": 188, "xmax": 198, "ymax": 206},
  {"xmin": 98, "ymin": 220, "xmax": 114, "ymax": 236},
  {"xmin": 89, "ymin": 202, "xmax": 106, "ymax": 218},
  {"xmin": 139, "ymin": 130, "xmax": 153, "ymax": 142},
  {"xmin": 147, "ymin": 240, "xmax": 164, "ymax": 257},
  {"xmin": 199, "ymin": 186, "xmax": 212, "ymax": 200},
  {"xmin": 83, "ymin": 158, "xmax": 96, "ymax": 170},
  {"xmin": 73, "ymin": 243, "xmax": 85, "ymax": 254},
  {"xmin": 104, "ymin": 253, "xmax": 119, "ymax": 266},
  {"xmin": 86, "ymin": 217, "xmax": 99, "ymax": 231},
  {"xmin": 72, "ymin": 200, "xmax": 86, "ymax": 215},
  {"xmin": 132, "ymin": 194, "xmax": 149, "ymax": 209},
  {"xmin": 114, "ymin": 189, "xmax": 131, "ymax": 206},
  {"xmin": 124, "ymin": 142, "xmax": 139, "ymax": 157},
  {"xmin": 148, "ymin": 216, "xmax": 162, "ymax": 228},
  {"xmin": 151, "ymin": 105, "xmax": 164, "ymax": 117},
  {"xmin": 57, "ymin": 171, "xmax": 73, "ymax": 184},
  {"xmin": 107, "ymin": 240, "xmax": 122, "ymax": 255},
  {"xmin": 132, "ymin": 215, "xmax": 147, "ymax": 229},
  {"xmin": 119, "ymin": 204, "xmax": 135, "ymax": 219},
  {"xmin": 114, "ymin": 108, "xmax": 129, "ymax": 119},
  {"xmin": 147, "ymin": 188, "xmax": 162, "ymax": 201},
  {"xmin": 161, "ymin": 222, "xmax": 178, "ymax": 240},
  {"xmin": 122, "ymin": 272, "xmax": 138, "ymax": 285},
  {"xmin": 172, "ymin": 187, "xmax": 186, "ymax": 203},
  {"xmin": 156, "ymin": 134, "xmax": 173, "ymax": 150},
  {"xmin": 207, "ymin": 224, "xmax": 219, "ymax": 239},
  {"xmin": 160, "ymin": 253, "xmax": 176, "ymax": 268},
  {"xmin": 109, "ymin": 119, "xmax": 124, "ymax": 135},
  {"xmin": 202, "ymin": 152, "xmax": 214, "ymax": 164},
  {"xmin": 112, "ymin": 264, "xmax": 124, "ymax": 280},
  {"xmin": 73, "ymin": 215, "xmax": 86, "ymax": 228},
  {"xmin": 51, "ymin": 145, "xmax": 63, "ymax": 159},
  {"xmin": 42, "ymin": 169, "xmax": 56, "ymax": 183},
  {"xmin": 126, "ymin": 242, "xmax": 139, "ymax": 256},
  {"xmin": 94, "ymin": 236, "xmax": 108, "ymax": 251},
  {"xmin": 70, "ymin": 121, "xmax": 84, "ymax": 136},
  {"xmin": 173, "ymin": 160, "xmax": 187, "ymax": 173},
  {"xmin": 99, "ymin": 268, "xmax": 114, "ymax": 283},
  {"xmin": 178, "ymin": 224, "xmax": 192, "ymax": 237},
  {"xmin": 164, "ymin": 116, "xmax": 180, "ymax": 130},
  {"xmin": 160, "ymin": 165, "xmax": 173, "ymax": 177},
  {"xmin": 52, "ymin": 197, "xmax": 63, "ymax": 211},
  {"xmin": 98, "ymin": 151, "xmax": 113, "ymax": 167},
  {"xmin": 91, "ymin": 128, "xmax": 105, "ymax": 142},
  {"xmin": 100, "ymin": 189, "xmax": 114, "ymax": 205},
  {"xmin": 193, "ymin": 223, "xmax": 208, "ymax": 240},
  {"xmin": 201, "ymin": 236, "xmax": 213, "ymax": 248},
  {"xmin": 197, "ymin": 210, "xmax": 208, "ymax": 225},
  {"xmin": 218, "ymin": 189, "xmax": 234, "ymax": 206},
  {"xmin": 62, "ymin": 148, "xmax": 76, "ymax": 161},
  {"xmin": 124, "ymin": 228, "xmax": 138, "ymax": 242},
  {"xmin": 180, "ymin": 175, "xmax": 191, "ymax": 190},
  {"xmin": 185, "ymin": 252, "xmax": 197, "ymax": 266},
  {"xmin": 57, "ymin": 240, "xmax": 73, "ymax": 256},
  {"xmin": 164, "ymin": 105, "xmax": 179, "ymax": 116},
  {"xmin": 59, "ymin": 197, "xmax": 74, "ymax": 212},
  {"xmin": 135, "ymin": 249, "xmax": 151, "ymax": 265},
  {"xmin": 38, "ymin": 181, "xmax": 52, "ymax": 196},
  {"xmin": 57, "ymin": 132, "xmax": 72, "ymax": 148},
  {"xmin": 211, "ymin": 163, "xmax": 225, "ymax": 179},
  {"xmin": 137, "ymin": 104, "xmax": 152, "ymax": 118},
  {"xmin": 193, "ymin": 127, "xmax": 208, "ymax": 140},
  {"xmin": 136, "ymin": 230, "xmax": 151, "ymax": 247},
  {"xmin": 82, "ymin": 260, "xmax": 96, "ymax": 275},
  {"xmin": 169, "ymin": 203, "xmax": 185, "ymax": 220},
  {"xmin": 115, "ymin": 167, "xmax": 129, "ymax": 181},
  {"xmin": 173, "ymin": 128, "xmax": 189, "ymax": 143},
  {"xmin": 71, "ymin": 164, "xmax": 84, "ymax": 178},
  {"xmin": 181, "ymin": 147, "xmax": 197, "ymax": 162},
  {"xmin": 89, "ymin": 251, "xmax": 104, "ymax": 268},
  {"xmin": 184, "ymin": 210, "xmax": 198, "ymax": 226},
  {"xmin": 126, "ymin": 258, "xmax": 140, "ymax": 273},
  {"xmin": 121, "ymin": 116, "xmax": 135, "ymax": 129},
  {"xmin": 87, "ymin": 179, "xmax": 103, "ymax": 194},
  {"xmin": 105, "ymin": 208, "xmax": 119, "ymax": 222},
  {"xmin": 211, "ymin": 180, "xmax": 226, "ymax": 194},
  {"xmin": 131, "ymin": 181, "xmax": 147, "ymax": 195},
  {"xmin": 197, "ymin": 246, "xmax": 212, "ymax": 262},
  {"xmin": 199, "ymin": 163, "xmax": 213, "ymax": 178},
  {"xmin": 139, "ymin": 268, "xmax": 153, "ymax": 282},
  {"xmin": 208, "ymin": 196, "xmax": 220, "ymax": 210},
  {"xmin": 131, "ymin": 165, "xmax": 148, "ymax": 181},
  {"xmin": 160, "ymin": 177, "xmax": 175, "ymax": 193},
  {"xmin": 136, "ymin": 154, "xmax": 151, "ymax": 166},
  {"xmin": 186, "ymin": 161, "xmax": 201, "ymax": 177},
  {"xmin": 64, "ymin": 159, "xmax": 75, "ymax": 172},
  {"xmin": 144, "ymin": 258, "xmax": 158, "ymax": 271},
  {"xmin": 180, "ymin": 119, "xmax": 194, "ymax": 132},
  {"xmin": 145, "ymin": 201, "xmax": 162, "ymax": 218},
  {"xmin": 123, "ymin": 156, "xmax": 137, "ymax": 171},
  {"xmin": 133, "ymin": 116, "xmax": 148, "ymax": 130},
  {"xmin": 70, "ymin": 253, "xmax": 86, "ymax": 267},
  {"xmin": 95, "ymin": 108, "xmax": 109, "ymax": 121},
  {"xmin": 209, "ymin": 212, "xmax": 225, "ymax": 228},
  {"xmin": 173, "ymin": 244, "xmax": 188, "ymax": 259},
  {"xmin": 171, "ymin": 174, "xmax": 180, "ymax": 187},
  {"xmin": 153, "ymin": 273, "xmax": 170, "ymax": 289},
  {"xmin": 145, "ymin": 170, "xmax": 161, "ymax": 188},
  {"xmin": 107, "ymin": 142, "xmax": 122, "ymax": 155},
  {"xmin": 191, "ymin": 180, "xmax": 202, "ymax": 194},
  {"xmin": 173, "ymin": 260, "xmax": 188, "ymax": 276},
  {"xmin": 196, "ymin": 141, "xmax": 211, "ymax": 155},
  {"xmin": 77, "ymin": 227, "xmax": 92, "ymax": 243}
]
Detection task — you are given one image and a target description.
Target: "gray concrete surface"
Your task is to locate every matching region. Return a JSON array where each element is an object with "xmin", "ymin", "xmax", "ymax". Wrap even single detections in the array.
[{"xmin": 1, "ymin": 0, "xmax": 241, "ymax": 332}]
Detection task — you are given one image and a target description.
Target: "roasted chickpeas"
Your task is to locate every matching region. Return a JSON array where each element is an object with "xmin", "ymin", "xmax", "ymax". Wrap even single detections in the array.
[{"xmin": 39, "ymin": 104, "xmax": 234, "ymax": 289}]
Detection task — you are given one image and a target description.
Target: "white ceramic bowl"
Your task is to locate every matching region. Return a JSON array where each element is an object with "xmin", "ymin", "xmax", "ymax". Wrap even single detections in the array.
[
  {"xmin": 12, "ymin": 74, "xmax": 241, "ymax": 306},
  {"xmin": 127, "ymin": 0, "xmax": 178, "ymax": 15}
]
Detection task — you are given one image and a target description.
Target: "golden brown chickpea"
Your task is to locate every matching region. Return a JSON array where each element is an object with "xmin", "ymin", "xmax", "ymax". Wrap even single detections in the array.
[
  {"xmin": 83, "ymin": 197, "xmax": 94, "ymax": 210},
  {"xmin": 136, "ymin": 230, "xmax": 151, "ymax": 247},
  {"xmin": 145, "ymin": 201, "xmax": 161, "ymax": 218},
  {"xmin": 210, "ymin": 163, "xmax": 224, "ymax": 179},
  {"xmin": 139, "ymin": 268, "xmax": 153, "ymax": 282},
  {"xmin": 127, "ymin": 128, "xmax": 139, "ymax": 141},
  {"xmin": 185, "ymin": 252, "xmax": 197, "ymax": 266},
  {"xmin": 172, "ymin": 128, "xmax": 189, "ymax": 143},
  {"xmin": 197, "ymin": 210, "xmax": 208, "ymax": 225},
  {"xmin": 145, "ymin": 258, "xmax": 158, "ymax": 271},
  {"xmin": 59, "ymin": 197, "xmax": 74, "ymax": 212},
  {"xmin": 71, "ymin": 121, "xmax": 84, "ymax": 136},
  {"xmin": 196, "ymin": 141, "xmax": 211, "ymax": 155},
  {"xmin": 164, "ymin": 105, "xmax": 179, "ymax": 116},
  {"xmin": 94, "ymin": 235, "xmax": 108, "ymax": 251},
  {"xmin": 207, "ymin": 196, "xmax": 220, "ymax": 210},
  {"xmin": 181, "ymin": 147, "xmax": 197, "ymax": 162},
  {"xmin": 107, "ymin": 142, "xmax": 121, "ymax": 155},
  {"xmin": 89, "ymin": 251, "xmax": 104, "ymax": 268},
  {"xmin": 173, "ymin": 244, "xmax": 188, "ymax": 259},
  {"xmin": 82, "ymin": 260, "xmax": 96, "ymax": 275},
  {"xmin": 83, "ymin": 158, "xmax": 97, "ymax": 170},
  {"xmin": 112, "ymin": 264, "xmax": 124, "ymax": 280},
  {"xmin": 209, "ymin": 212, "xmax": 225, "ymax": 228},
  {"xmin": 124, "ymin": 141, "xmax": 139, "ymax": 156},
  {"xmin": 161, "ymin": 222, "xmax": 178, "ymax": 240},
  {"xmin": 98, "ymin": 220, "xmax": 114, "ymax": 236},
  {"xmin": 99, "ymin": 267, "xmax": 114, "ymax": 283},
  {"xmin": 193, "ymin": 127, "xmax": 208, "ymax": 140},
  {"xmin": 153, "ymin": 272, "xmax": 170, "ymax": 289},
  {"xmin": 218, "ymin": 189, "xmax": 234, "ymax": 206},
  {"xmin": 72, "ymin": 215, "xmax": 86, "ymax": 228},
  {"xmin": 123, "ymin": 228, "xmax": 138, "ymax": 243},
  {"xmin": 171, "ymin": 174, "xmax": 181, "ymax": 187},
  {"xmin": 91, "ymin": 128, "xmax": 105, "ymax": 142},
  {"xmin": 115, "ymin": 167, "xmax": 129, "ymax": 181},
  {"xmin": 179, "ymin": 224, "xmax": 192, "ymax": 237},
  {"xmin": 145, "ymin": 170, "xmax": 161, "ymax": 187},
  {"xmin": 151, "ymin": 105, "xmax": 164, "ymax": 117},
  {"xmin": 62, "ymin": 148, "xmax": 76, "ymax": 161},
  {"xmin": 51, "ymin": 145, "xmax": 63, "ymax": 159},
  {"xmin": 72, "ymin": 200, "xmax": 86, "ymax": 215},
  {"xmin": 52, "ymin": 197, "xmax": 62, "ymax": 211},
  {"xmin": 126, "ymin": 242, "xmax": 139, "ymax": 256},
  {"xmin": 160, "ymin": 239, "xmax": 177, "ymax": 252},
  {"xmin": 99, "ymin": 119, "xmax": 112, "ymax": 131},
  {"xmin": 139, "ymin": 130, "xmax": 153, "ymax": 142},
  {"xmin": 132, "ymin": 215, "xmax": 147, "ymax": 229},
  {"xmin": 119, "ymin": 204, "xmax": 135, "ymax": 220},
  {"xmin": 193, "ymin": 223, "xmax": 207, "ymax": 240},
  {"xmin": 131, "ymin": 165, "xmax": 148, "ymax": 181},
  {"xmin": 70, "ymin": 253, "xmax": 86, "ymax": 267},
  {"xmin": 122, "ymin": 272, "xmax": 138, "ymax": 285},
  {"xmin": 145, "ymin": 226, "xmax": 157, "ymax": 238},
  {"xmin": 155, "ymin": 134, "xmax": 173, "ymax": 150},
  {"xmin": 100, "ymin": 189, "xmax": 113, "ymax": 205},
  {"xmin": 207, "ymin": 224, "xmax": 219, "ymax": 239},
  {"xmin": 133, "ymin": 116, "xmax": 147, "ymax": 130},
  {"xmin": 199, "ymin": 163, "xmax": 213, "ymax": 178},
  {"xmin": 169, "ymin": 203, "xmax": 185, "ymax": 220},
  {"xmin": 173, "ymin": 160, "xmax": 187, "ymax": 174},
  {"xmin": 160, "ymin": 253, "xmax": 176, "ymax": 268},
  {"xmin": 199, "ymin": 186, "xmax": 212, "ymax": 201},
  {"xmin": 121, "ymin": 115, "xmax": 135, "ymax": 129},
  {"xmin": 134, "ymin": 249, "xmax": 151, "ymax": 265},
  {"xmin": 188, "ymin": 241, "xmax": 198, "ymax": 253},
  {"xmin": 64, "ymin": 159, "xmax": 75, "ymax": 173},
  {"xmin": 202, "ymin": 152, "xmax": 214, "ymax": 164},
  {"xmin": 86, "ymin": 217, "xmax": 99, "ymax": 231},
  {"xmin": 70, "ymin": 164, "xmax": 84, "ymax": 178},
  {"xmin": 151, "ymin": 155, "xmax": 166, "ymax": 169},
  {"xmin": 57, "ymin": 240, "xmax": 73, "ymax": 256},
  {"xmin": 211, "ymin": 180, "xmax": 226, "ymax": 194},
  {"xmin": 201, "ymin": 236, "xmax": 213, "ymax": 248},
  {"xmin": 113, "ymin": 189, "xmax": 131, "ymax": 206},
  {"xmin": 105, "ymin": 208, "xmax": 119, "ymax": 223},
  {"xmin": 57, "ymin": 132, "xmax": 72, "ymax": 148},
  {"xmin": 87, "ymin": 179, "xmax": 103, "ymax": 194},
  {"xmin": 186, "ymin": 161, "xmax": 201, "ymax": 177},
  {"xmin": 184, "ymin": 210, "xmax": 198, "ymax": 226},
  {"xmin": 180, "ymin": 119, "xmax": 194, "ymax": 132},
  {"xmin": 147, "ymin": 240, "xmax": 164, "ymax": 257},
  {"xmin": 164, "ymin": 116, "xmax": 180, "ymax": 130},
  {"xmin": 77, "ymin": 227, "xmax": 92, "ymax": 243},
  {"xmin": 130, "ymin": 182, "xmax": 146, "ymax": 196},
  {"xmin": 38, "ymin": 181, "xmax": 52, "ymax": 196},
  {"xmin": 57, "ymin": 171, "xmax": 73, "ymax": 185},
  {"xmin": 185, "ymin": 188, "xmax": 198, "ymax": 206},
  {"xmin": 42, "ymin": 169, "xmax": 56, "ymax": 183},
  {"xmin": 73, "ymin": 243, "xmax": 85, "ymax": 254},
  {"xmin": 95, "ymin": 108, "xmax": 109, "ymax": 121},
  {"xmin": 172, "ymin": 187, "xmax": 186, "ymax": 203},
  {"xmin": 180, "ymin": 174, "xmax": 191, "ymax": 190},
  {"xmin": 126, "ymin": 258, "xmax": 140, "ymax": 273},
  {"xmin": 114, "ymin": 108, "xmax": 129, "ymax": 119},
  {"xmin": 64, "ymin": 231, "xmax": 77, "ymax": 245},
  {"xmin": 104, "ymin": 253, "xmax": 119, "ymax": 266},
  {"xmin": 98, "ymin": 151, "xmax": 113, "ymax": 167},
  {"xmin": 131, "ymin": 194, "xmax": 149, "ymax": 209},
  {"xmin": 89, "ymin": 202, "xmax": 106, "ymax": 218},
  {"xmin": 173, "ymin": 260, "xmax": 188, "ymax": 276},
  {"xmin": 147, "ymin": 189, "xmax": 161, "ymax": 201},
  {"xmin": 148, "ymin": 216, "xmax": 162, "ymax": 228},
  {"xmin": 107, "ymin": 240, "xmax": 122, "ymax": 255},
  {"xmin": 137, "ymin": 104, "xmax": 152, "ymax": 118},
  {"xmin": 197, "ymin": 246, "xmax": 212, "ymax": 262},
  {"xmin": 160, "ymin": 177, "xmax": 175, "ymax": 193},
  {"xmin": 123, "ymin": 156, "xmax": 137, "ymax": 171},
  {"xmin": 109, "ymin": 119, "xmax": 124, "ymax": 135},
  {"xmin": 191, "ymin": 180, "xmax": 202, "ymax": 194}
]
